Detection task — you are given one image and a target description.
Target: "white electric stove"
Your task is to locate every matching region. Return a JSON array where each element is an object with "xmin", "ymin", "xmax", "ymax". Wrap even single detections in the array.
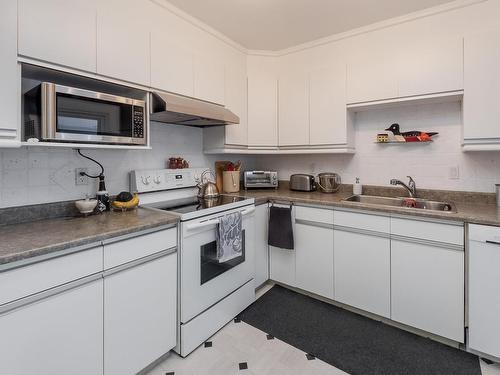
[{"xmin": 131, "ymin": 168, "xmax": 256, "ymax": 357}]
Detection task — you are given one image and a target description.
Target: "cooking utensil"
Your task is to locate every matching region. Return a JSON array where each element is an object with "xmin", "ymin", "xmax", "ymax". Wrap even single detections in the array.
[
  {"xmin": 197, "ymin": 170, "xmax": 220, "ymax": 199},
  {"xmin": 316, "ymin": 172, "xmax": 341, "ymax": 193}
]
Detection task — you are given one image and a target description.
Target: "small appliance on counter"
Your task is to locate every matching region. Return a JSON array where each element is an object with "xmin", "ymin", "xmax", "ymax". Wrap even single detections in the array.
[
  {"xmin": 316, "ymin": 172, "xmax": 341, "ymax": 193},
  {"xmin": 289, "ymin": 174, "xmax": 316, "ymax": 192},
  {"xmin": 244, "ymin": 171, "xmax": 278, "ymax": 189}
]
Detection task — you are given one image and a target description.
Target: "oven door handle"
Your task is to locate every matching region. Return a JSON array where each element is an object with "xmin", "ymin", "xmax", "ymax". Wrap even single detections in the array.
[{"xmin": 186, "ymin": 218, "xmax": 220, "ymax": 231}]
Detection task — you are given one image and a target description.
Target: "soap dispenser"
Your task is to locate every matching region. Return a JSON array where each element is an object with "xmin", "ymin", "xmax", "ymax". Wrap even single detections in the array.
[{"xmin": 353, "ymin": 177, "xmax": 362, "ymax": 195}]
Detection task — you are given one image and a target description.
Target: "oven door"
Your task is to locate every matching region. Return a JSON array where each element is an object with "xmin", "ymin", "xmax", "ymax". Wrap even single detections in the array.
[
  {"xmin": 180, "ymin": 205, "xmax": 255, "ymax": 323},
  {"xmin": 41, "ymin": 82, "xmax": 146, "ymax": 145}
]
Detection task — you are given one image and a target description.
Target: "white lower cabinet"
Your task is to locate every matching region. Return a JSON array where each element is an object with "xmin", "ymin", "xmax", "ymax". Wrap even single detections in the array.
[
  {"xmin": 391, "ymin": 239, "xmax": 464, "ymax": 342},
  {"xmin": 468, "ymin": 224, "xmax": 500, "ymax": 358},
  {"xmin": 0, "ymin": 279, "xmax": 104, "ymax": 375},
  {"xmin": 104, "ymin": 252, "xmax": 177, "ymax": 375},
  {"xmin": 270, "ymin": 246, "xmax": 296, "ymax": 286},
  {"xmin": 254, "ymin": 204, "xmax": 269, "ymax": 288},
  {"xmin": 334, "ymin": 229, "xmax": 391, "ymax": 318},
  {"xmin": 294, "ymin": 206, "xmax": 334, "ymax": 299}
]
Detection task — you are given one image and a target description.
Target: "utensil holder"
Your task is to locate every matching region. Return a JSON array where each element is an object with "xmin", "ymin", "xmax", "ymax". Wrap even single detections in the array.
[{"xmin": 223, "ymin": 171, "xmax": 240, "ymax": 193}]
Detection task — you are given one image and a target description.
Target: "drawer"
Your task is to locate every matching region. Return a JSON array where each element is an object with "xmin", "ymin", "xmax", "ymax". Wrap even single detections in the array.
[
  {"xmin": 334, "ymin": 210, "xmax": 390, "ymax": 233},
  {"xmin": 104, "ymin": 227, "xmax": 177, "ymax": 269},
  {"xmin": 295, "ymin": 206, "xmax": 333, "ymax": 225},
  {"xmin": 0, "ymin": 245, "xmax": 102, "ymax": 306},
  {"xmin": 391, "ymin": 217, "xmax": 464, "ymax": 245},
  {"xmin": 469, "ymin": 223, "xmax": 500, "ymax": 243}
]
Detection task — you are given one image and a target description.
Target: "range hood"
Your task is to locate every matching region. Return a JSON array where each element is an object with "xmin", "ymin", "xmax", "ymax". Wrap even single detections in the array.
[{"xmin": 149, "ymin": 91, "xmax": 239, "ymax": 126}]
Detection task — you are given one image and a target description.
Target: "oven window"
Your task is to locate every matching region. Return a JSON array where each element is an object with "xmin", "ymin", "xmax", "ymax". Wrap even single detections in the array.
[
  {"xmin": 56, "ymin": 94, "xmax": 132, "ymax": 137},
  {"xmin": 200, "ymin": 230, "xmax": 245, "ymax": 285}
]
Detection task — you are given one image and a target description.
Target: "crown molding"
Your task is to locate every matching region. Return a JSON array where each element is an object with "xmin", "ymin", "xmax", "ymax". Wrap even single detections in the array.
[
  {"xmin": 248, "ymin": 0, "xmax": 486, "ymax": 57},
  {"xmin": 150, "ymin": 0, "xmax": 248, "ymax": 54}
]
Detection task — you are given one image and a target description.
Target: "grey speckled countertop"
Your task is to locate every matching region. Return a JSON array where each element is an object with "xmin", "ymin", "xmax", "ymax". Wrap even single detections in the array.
[
  {"xmin": 230, "ymin": 184, "xmax": 500, "ymax": 227},
  {"xmin": 0, "ymin": 208, "xmax": 179, "ymax": 266}
]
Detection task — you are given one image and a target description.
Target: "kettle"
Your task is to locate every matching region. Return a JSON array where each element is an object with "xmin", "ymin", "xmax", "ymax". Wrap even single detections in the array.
[{"xmin": 197, "ymin": 170, "xmax": 220, "ymax": 199}]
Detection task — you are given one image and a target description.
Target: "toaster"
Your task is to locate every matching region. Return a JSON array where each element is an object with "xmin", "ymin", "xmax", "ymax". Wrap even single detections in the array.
[
  {"xmin": 289, "ymin": 174, "xmax": 316, "ymax": 192},
  {"xmin": 244, "ymin": 171, "xmax": 278, "ymax": 189}
]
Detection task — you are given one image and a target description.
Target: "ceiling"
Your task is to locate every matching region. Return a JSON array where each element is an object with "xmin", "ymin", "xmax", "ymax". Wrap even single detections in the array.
[{"xmin": 166, "ymin": 0, "xmax": 456, "ymax": 51}]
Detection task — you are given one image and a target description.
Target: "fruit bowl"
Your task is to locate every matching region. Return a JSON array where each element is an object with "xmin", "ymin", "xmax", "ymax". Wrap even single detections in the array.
[{"xmin": 111, "ymin": 192, "xmax": 139, "ymax": 212}]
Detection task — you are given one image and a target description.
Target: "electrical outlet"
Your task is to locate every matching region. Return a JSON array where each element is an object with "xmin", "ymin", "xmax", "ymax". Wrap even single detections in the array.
[
  {"xmin": 75, "ymin": 168, "xmax": 89, "ymax": 185},
  {"xmin": 448, "ymin": 166, "xmax": 460, "ymax": 180}
]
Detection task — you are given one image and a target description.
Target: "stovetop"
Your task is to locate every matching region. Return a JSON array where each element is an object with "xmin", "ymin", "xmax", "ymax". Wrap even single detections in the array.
[
  {"xmin": 153, "ymin": 195, "xmax": 248, "ymax": 214},
  {"xmin": 143, "ymin": 194, "xmax": 253, "ymax": 221}
]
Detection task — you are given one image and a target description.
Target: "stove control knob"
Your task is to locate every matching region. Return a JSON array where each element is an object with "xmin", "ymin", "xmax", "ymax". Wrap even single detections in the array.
[
  {"xmin": 141, "ymin": 176, "xmax": 151, "ymax": 185},
  {"xmin": 153, "ymin": 176, "xmax": 161, "ymax": 184}
]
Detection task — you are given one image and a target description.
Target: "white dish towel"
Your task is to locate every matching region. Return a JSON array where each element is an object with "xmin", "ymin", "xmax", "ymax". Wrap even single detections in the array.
[{"xmin": 216, "ymin": 211, "xmax": 243, "ymax": 263}]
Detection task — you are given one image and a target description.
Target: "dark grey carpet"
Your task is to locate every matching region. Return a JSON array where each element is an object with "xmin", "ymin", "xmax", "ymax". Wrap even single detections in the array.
[{"xmin": 238, "ymin": 285, "xmax": 481, "ymax": 375}]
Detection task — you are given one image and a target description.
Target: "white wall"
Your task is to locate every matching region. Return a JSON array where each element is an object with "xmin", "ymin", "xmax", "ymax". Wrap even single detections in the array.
[
  {"xmin": 252, "ymin": 101, "xmax": 500, "ymax": 193},
  {"xmin": 0, "ymin": 123, "xmax": 254, "ymax": 208}
]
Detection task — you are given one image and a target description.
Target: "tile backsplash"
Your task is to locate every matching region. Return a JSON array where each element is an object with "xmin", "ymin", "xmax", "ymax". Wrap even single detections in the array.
[
  {"xmin": 3, "ymin": 101, "xmax": 500, "ymax": 209},
  {"xmin": 0, "ymin": 122, "xmax": 253, "ymax": 208},
  {"xmin": 252, "ymin": 101, "xmax": 500, "ymax": 193}
]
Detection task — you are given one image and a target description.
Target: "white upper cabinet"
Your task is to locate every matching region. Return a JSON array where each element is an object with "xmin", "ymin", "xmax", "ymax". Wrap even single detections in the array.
[
  {"xmin": 347, "ymin": 35, "xmax": 463, "ymax": 104},
  {"xmin": 397, "ymin": 36, "xmax": 463, "ymax": 97},
  {"xmin": 151, "ymin": 30, "xmax": 194, "ymax": 97},
  {"xmin": 0, "ymin": 0, "xmax": 19, "ymax": 147},
  {"xmin": 309, "ymin": 65, "xmax": 348, "ymax": 146},
  {"xmin": 279, "ymin": 71, "xmax": 309, "ymax": 146},
  {"xmin": 194, "ymin": 56, "xmax": 225, "ymax": 105},
  {"xmin": 97, "ymin": 0, "xmax": 152, "ymax": 86},
  {"xmin": 347, "ymin": 41, "xmax": 399, "ymax": 104},
  {"xmin": 463, "ymin": 28, "xmax": 500, "ymax": 143},
  {"xmin": 224, "ymin": 63, "xmax": 248, "ymax": 145},
  {"xmin": 18, "ymin": 0, "xmax": 97, "ymax": 72},
  {"xmin": 247, "ymin": 69, "xmax": 278, "ymax": 147}
]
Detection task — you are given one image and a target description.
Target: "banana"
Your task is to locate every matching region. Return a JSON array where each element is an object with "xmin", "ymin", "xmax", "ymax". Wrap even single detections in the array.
[{"xmin": 112, "ymin": 193, "xmax": 139, "ymax": 210}]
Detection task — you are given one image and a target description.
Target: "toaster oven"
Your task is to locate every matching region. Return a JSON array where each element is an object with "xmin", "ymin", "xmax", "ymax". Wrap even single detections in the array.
[{"xmin": 244, "ymin": 171, "xmax": 278, "ymax": 189}]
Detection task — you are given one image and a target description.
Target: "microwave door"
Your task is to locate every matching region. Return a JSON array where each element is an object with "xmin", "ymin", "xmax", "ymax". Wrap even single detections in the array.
[{"xmin": 40, "ymin": 83, "xmax": 146, "ymax": 145}]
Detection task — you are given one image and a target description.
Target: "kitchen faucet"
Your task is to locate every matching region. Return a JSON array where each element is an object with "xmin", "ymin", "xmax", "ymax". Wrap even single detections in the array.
[{"xmin": 390, "ymin": 176, "xmax": 417, "ymax": 198}]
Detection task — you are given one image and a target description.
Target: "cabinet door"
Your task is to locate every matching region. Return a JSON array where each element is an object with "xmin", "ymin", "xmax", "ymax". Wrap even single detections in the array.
[
  {"xmin": 469, "ymin": 240, "xmax": 500, "ymax": 357},
  {"xmin": 309, "ymin": 65, "xmax": 347, "ymax": 146},
  {"xmin": 463, "ymin": 29, "xmax": 500, "ymax": 141},
  {"xmin": 225, "ymin": 64, "xmax": 248, "ymax": 145},
  {"xmin": 295, "ymin": 222, "xmax": 334, "ymax": 299},
  {"xmin": 18, "ymin": 0, "xmax": 97, "ymax": 72},
  {"xmin": 334, "ymin": 230, "xmax": 390, "ymax": 317},
  {"xmin": 278, "ymin": 72, "xmax": 309, "ymax": 146},
  {"xmin": 391, "ymin": 240, "xmax": 464, "ymax": 342},
  {"xmin": 270, "ymin": 247, "xmax": 295, "ymax": 286},
  {"xmin": 0, "ymin": 0, "xmax": 19, "ymax": 147},
  {"xmin": 97, "ymin": 0, "xmax": 152, "ymax": 86},
  {"xmin": 104, "ymin": 253, "xmax": 177, "ymax": 375},
  {"xmin": 254, "ymin": 204, "xmax": 269, "ymax": 287},
  {"xmin": 194, "ymin": 57, "xmax": 225, "ymax": 105},
  {"xmin": 151, "ymin": 31, "xmax": 194, "ymax": 97},
  {"xmin": 397, "ymin": 36, "xmax": 463, "ymax": 97},
  {"xmin": 0, "ymin": 280, "xmax": 103, "ymax": 375},
  {"xmin": 347, "ymin": 43, "xmax": 398, "ymax": 103},
  {"xmin": 247, "ymin": 73, "xmax": 278, "ymax": 146}
]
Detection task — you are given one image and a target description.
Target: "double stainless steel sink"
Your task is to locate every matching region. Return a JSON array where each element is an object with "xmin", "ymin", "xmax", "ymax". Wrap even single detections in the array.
[{"xmin": 343, "ymin": 195, "xmax": 457, "ymax": 213}]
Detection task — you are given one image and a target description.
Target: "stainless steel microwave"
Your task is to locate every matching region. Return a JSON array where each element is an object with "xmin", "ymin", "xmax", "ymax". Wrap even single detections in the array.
[{"xmin": 25, "ymin": 82, "xmax": 147, "ymax": 145}]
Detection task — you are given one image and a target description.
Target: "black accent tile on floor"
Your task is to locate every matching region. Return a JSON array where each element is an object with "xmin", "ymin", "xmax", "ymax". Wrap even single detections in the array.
[
  {"xmin": 239, "ymin": 362, "xmax": 248, "ymax": 370},
  {"xmin": 204, "ymin": 341, "xmax": 212, "ymax": 348},
  {"xmin": 234, "ymin": 317, "xmax": 241, "ymax": 323},
  {"xmin": 266, "ymin": 334, "xmax": 275, "ymax": 340},
  {"xmin": 482, "ymin": 358, "xmax": 495, "ymax": 365},
  {"xmin": 306, "ymin": 353, "xmax": 316, "ymax": 361},
  {"xmin": 165, "ymin": 372, "xmax": 175, "ymax": 375}
]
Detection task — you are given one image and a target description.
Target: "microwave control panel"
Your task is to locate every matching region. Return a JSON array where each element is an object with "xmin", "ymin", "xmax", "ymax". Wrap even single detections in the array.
[{"xmin": 133, "ymin": 106, "xmax": 145, "ymax": 138}]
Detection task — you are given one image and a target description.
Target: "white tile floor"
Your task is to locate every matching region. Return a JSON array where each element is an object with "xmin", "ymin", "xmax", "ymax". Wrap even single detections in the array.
[{"xmin": 146, "ymin": 283, "xmax": 500, "ymax": 375}]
